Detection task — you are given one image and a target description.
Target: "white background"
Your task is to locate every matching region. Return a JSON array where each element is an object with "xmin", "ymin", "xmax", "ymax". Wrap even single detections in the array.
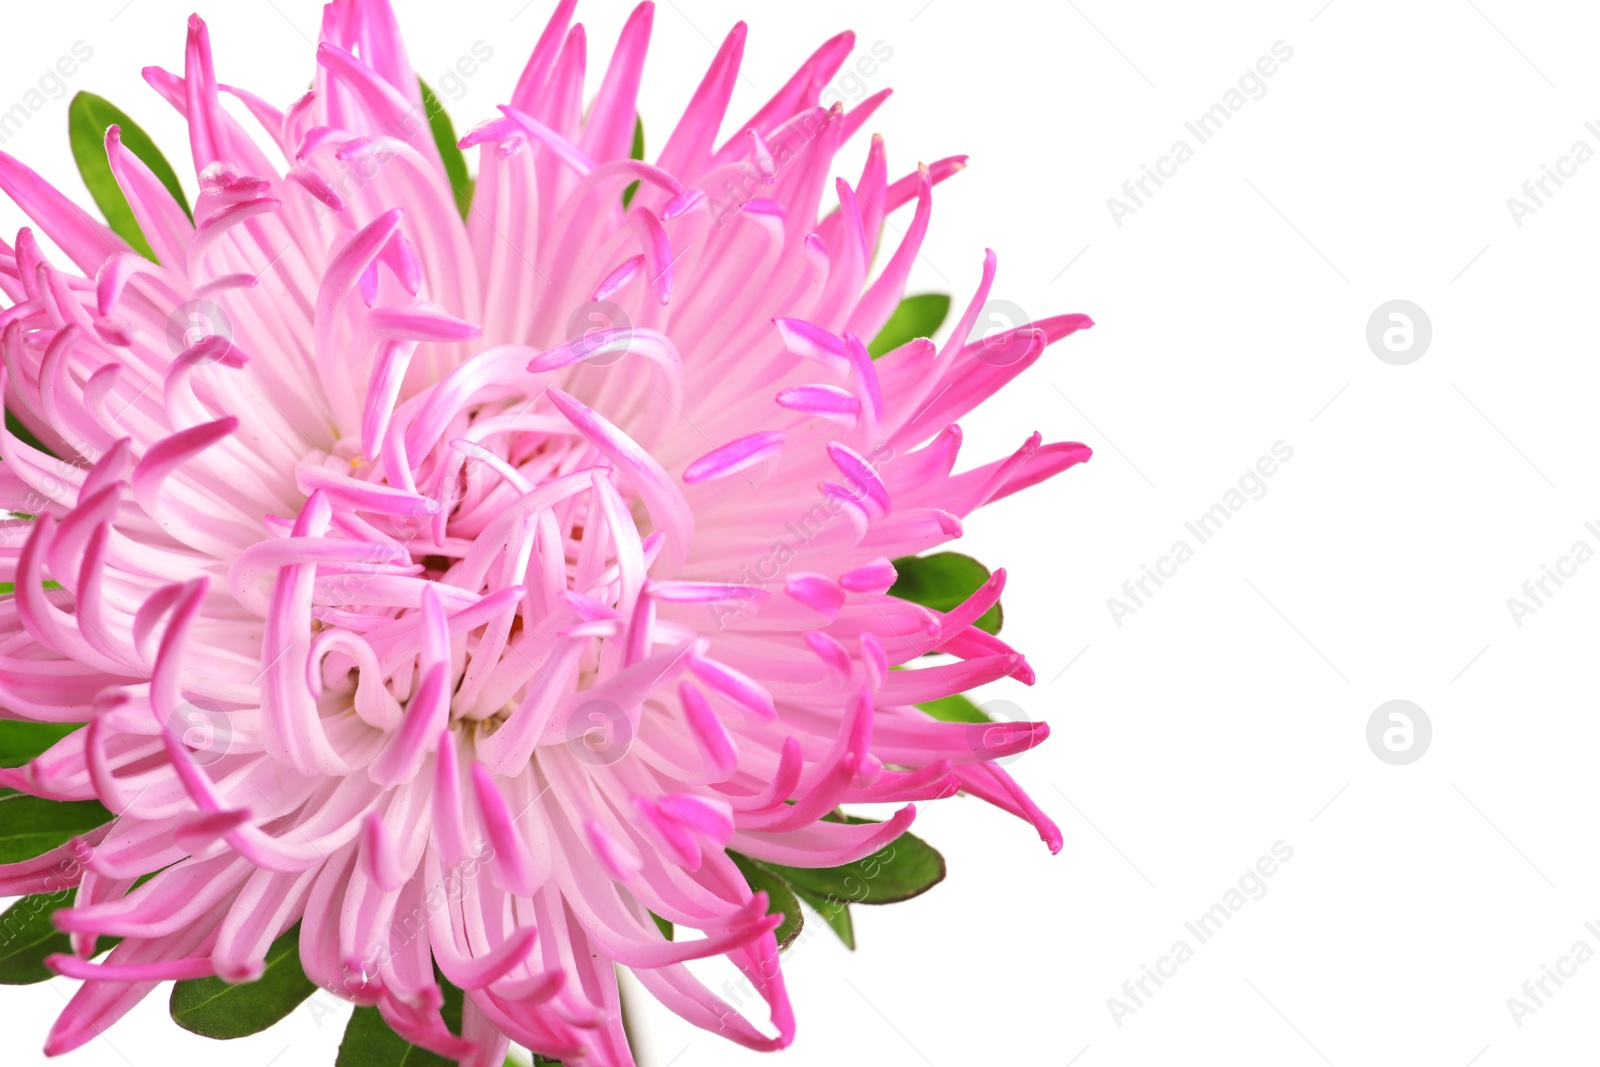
[{"xmin": 3, "ymin": 0, "xmax": 1598, "ymax": 1064}]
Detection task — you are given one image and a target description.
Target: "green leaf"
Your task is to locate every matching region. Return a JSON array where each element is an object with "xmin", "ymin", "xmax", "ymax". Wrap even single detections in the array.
[
  {"xmin": 621, "ymin": 114, "xmax": 644, "ymax": 209},
  {"xmin": 760, "ymin": 826, "xmax": 945, "ymax": 906},
  {"xmin": 0, "ymin": 722, "xmax": 81, "ymax": 768},
  {"xmin": 0, "ymin": 791, "xmax": 112, "ymax": 864},
  {"xmin": 0, "ymin": 889, "xmax": 91, "ymax": 985},
  {"xmin": 729, "ymin": 854, "xmax": 803, "ymax": 950},
  {"xmin": 889, "ymin": 552, "xmax": 1002, "ymax": 634},
  {"xmin": 338, "ymin": 1006, "xmax": 454, "ymax": 1066},
  {"xmin": 868, "ymin": 293, "xmax": 951, "ymax": 358},
  {"xmin": 419, "ymin": 80, "xmax": 473, "ymax": 219},
  {"xmin": 916, "ymin": 693, "xmax": 992, "ymax": 725},
  {"xmin": 790, "ymin": 884, "xmax": 855, "ymax": 950},
  {"xmin": 0, "ymin": 581, "xmax": 62, "ymax": 598},
  {"xmin": 69, "ymin": 92, "xmax": 192, "ymax": 263},
  {"xmin": 650, "ymin": 911, "xmax": 674, "ymax": 941},
  {"xmin": 170, "ymin": 923, "xmax": 315, "ymax": 1038},
  {"xmin": 4, "ymin": 409, "xmax": 52, "ymax": 456},
  {"xmin": 336, "ymin": 972, "xmax": 465, "ymax": 1067},
  {"xmin": 0, "ymin": 872, "xmax": 161, "ymax": 984}
]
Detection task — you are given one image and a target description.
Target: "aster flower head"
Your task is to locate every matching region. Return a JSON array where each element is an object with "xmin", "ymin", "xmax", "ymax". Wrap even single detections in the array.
[{"xmin": 0, "ymin": 2, "xmax": 1091, "ymax": 1064}]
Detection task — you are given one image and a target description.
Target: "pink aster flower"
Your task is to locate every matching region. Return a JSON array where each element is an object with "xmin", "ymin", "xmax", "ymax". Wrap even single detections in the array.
[{"xmin": 0, "ymin": 2, "xmax": 1092, "ymax": 1063}]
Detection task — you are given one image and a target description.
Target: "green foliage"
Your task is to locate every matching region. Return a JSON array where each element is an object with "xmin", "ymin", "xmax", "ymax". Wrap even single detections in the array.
[
  {"xmin": 729, "ymin": 853, "xmax": 804, "ymax": 950},
  {"xmin": 68, "ymin": 91, "xmax": 192, "ymax": 262},
  {"xmin": 868, "ymin": 293, "xmax": 951, "ymax": 358},
  {"xmin": 916, "ymin": 693, "xmax": 992, "ymax": 724},
  {"xmin": 631, "ymin": 115, "xmax": 646, "ymax": 159},
  {"xmin": 759, "ymin": 826, "xmax": 946, "ymax": 907},
  {"xmin": 419, "ymin": 80, "xmax": 473, "ymax": 218},
  {"xmin": 0, "ymin": 889, "xmax": 98, "ymax": 985},
  {"xmin": 622, "ymin": 115, "xmax": 644, "ymax": 209},
  {"xmin": 170, "ymin": 924, "xmax": 316, "ymax": 1038},
  {"xmin": 889, "ymin": 552, "xmax": 1003, "ymax": 634},
  {"xmin": 336, "ymin": 976, "xmax": 464, "ymax": 1066},
  {"xmin": 4, "ymin": 409, "xmax": 52, "ymax": 456},
  {"xmin": 726, "ymin": 822, "xmax": 945, "ymax": 952},
  {"xmin": 0, "ymin": 722, "xmax": 81, "ymax": 767},
  {"xmin": 790, "ymin": 883, "xmax": 856, "ymax": 949},
  {"xmin": 0, "ymin": 791, "xmax": 111, "ymax": 864},
  {"xmin": 0, "ymin": 582, "xmax": 62, "ymax": 596}
]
